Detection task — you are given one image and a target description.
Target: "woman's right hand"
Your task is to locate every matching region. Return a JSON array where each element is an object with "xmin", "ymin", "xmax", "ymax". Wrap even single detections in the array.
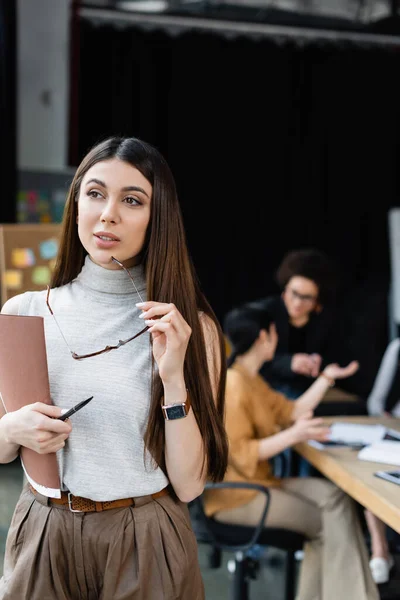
[
  {"xmin": 323, "ymin": 360, "xmax": 359, "ymax": 381},
  {"xmin": 3, "ymin": 403, "xmax": 72, "ymax": 454},
  {"xmin": 291, "ymin": 412, "xmax": 331, "ymax": 443}
]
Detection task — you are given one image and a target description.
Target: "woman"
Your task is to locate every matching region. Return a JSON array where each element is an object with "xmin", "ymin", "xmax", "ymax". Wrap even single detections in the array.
[
  {"xmin": 0, "ymin": 136, "xmax": 228, "ymax": 599},
  {"xmin": 225, "ymin": 248, "xmax": 343, "ymax": 399},
  {"xmin": 204, "ymin": 312, "xmax": 379, "ymax": 600}
]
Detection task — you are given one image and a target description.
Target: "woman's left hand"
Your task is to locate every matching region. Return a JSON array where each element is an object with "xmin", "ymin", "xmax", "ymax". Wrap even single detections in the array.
[
  {"xmin": 137, "ymin": 301, "xmax": 192, "ymax": 383},
  {"xmin": 323, "ymin": 360, "xmax": 359, "ymax": 381}
]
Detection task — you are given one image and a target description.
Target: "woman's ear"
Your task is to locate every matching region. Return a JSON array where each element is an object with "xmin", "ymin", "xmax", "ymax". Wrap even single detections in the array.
[
  {"xmin": 259, "ymin": 327, "xmax": 277, "ymax": 361},
  {"xmin": 314, "ymin": 303, "xmax": 323, "ymax": 314}
]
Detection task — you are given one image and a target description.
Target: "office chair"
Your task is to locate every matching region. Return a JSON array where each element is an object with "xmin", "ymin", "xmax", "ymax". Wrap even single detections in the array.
[
  {"xmin": 190, "ymin": 482, "xmax": 306, "ymax": 600},
  {"xmin": 367, "ymin": 338, "xmax": 400, "ymax": 417}
]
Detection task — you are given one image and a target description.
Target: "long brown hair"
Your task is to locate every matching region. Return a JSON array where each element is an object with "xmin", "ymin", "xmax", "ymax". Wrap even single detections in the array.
[{"xmin": 51, "ymin": 137, "xmax": 228, "ymax": 481}]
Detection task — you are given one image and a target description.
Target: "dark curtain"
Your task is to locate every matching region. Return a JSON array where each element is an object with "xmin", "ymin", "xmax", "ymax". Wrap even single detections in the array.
[
  {"xmin": 0, "ymin": 0, "xmax": 16, "ymax": 223},
  {"xmin": 71, "ymin": 19, "xmax": 400, "ymax": 395}
]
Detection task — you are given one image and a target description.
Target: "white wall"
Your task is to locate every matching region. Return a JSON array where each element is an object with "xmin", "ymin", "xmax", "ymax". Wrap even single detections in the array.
[{"xmin": 18, "ymin": 0, "xmax": 70, "ymax": 170}]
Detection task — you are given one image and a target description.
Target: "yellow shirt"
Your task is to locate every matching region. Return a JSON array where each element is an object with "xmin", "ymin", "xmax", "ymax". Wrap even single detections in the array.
[{"xmin": 204, "ymin": 362, "xmax": 294, "ymax": 516}]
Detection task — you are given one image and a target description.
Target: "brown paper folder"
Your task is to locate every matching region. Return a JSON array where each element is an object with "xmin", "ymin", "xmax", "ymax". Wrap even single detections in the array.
[{"xmin": 0, "ymin": 314, "xmax": 61, "ymax": 495}]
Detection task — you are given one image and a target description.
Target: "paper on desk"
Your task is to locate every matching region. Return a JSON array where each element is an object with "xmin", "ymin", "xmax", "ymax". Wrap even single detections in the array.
[
  {"xmin": 358, "ymin": 441, "xmax": 400, "ymax": 466},
  {"xmin": 307, "ymin": 440, "xmax": 326, "ymax": 450},
  {"xmin": 329, "ymin": 423, "xmax": 387, "ymax": 445}
]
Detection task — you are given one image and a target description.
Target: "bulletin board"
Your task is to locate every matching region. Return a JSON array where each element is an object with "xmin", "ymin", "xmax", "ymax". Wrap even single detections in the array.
[{"xmin": 0, "ymin": 223, "xmax": 62, "ymax": 306}]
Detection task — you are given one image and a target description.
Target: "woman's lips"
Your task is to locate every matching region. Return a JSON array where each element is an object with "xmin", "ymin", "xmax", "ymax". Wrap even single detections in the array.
[{"xmin": 93, "ymin": 233, "xmax": 120, "ymax": 249}]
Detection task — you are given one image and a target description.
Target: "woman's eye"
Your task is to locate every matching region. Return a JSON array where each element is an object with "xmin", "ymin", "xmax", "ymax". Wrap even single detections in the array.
[
  {"xmin": 88, "ymin": 190, "xmax": 102, "ymax": 199},
  {"xmin": 124, "ymin": 196, "xmax": 140, "ymax": 206}
]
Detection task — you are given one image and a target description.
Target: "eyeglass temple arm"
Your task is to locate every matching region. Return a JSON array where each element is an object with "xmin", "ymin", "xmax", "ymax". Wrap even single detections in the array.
[
  {"xmin": 46, "ymin": 286, "xmax": 76, "ymax": 355},
  {"xmin": 46, "ymin": 286, "xmax": 54, "ymax": 315},
  {"xmin": 71, "ymin": 326, "xmax": 150, "ymax": 360},
  {"xmin": 111, "ymin": 256, "xmax": 145, "ymax": 305},
  {"xmin": 116, "ymin": 325, "xmax": 150, "ymax": 347}
]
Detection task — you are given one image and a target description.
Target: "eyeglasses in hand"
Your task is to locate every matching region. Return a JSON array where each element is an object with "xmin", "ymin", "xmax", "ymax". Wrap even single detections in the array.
[{"xmin": 45, "ymin": 256, "xmax": 149, "ymax": 360}]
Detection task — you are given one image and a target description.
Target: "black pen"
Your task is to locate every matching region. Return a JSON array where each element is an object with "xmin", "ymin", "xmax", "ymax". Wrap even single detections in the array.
[{"xmin": 57, "ymin": 396, "xmax": 93, "ymax": 421}]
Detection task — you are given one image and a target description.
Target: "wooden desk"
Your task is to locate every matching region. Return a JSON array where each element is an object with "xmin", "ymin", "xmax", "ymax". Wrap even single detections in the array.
[
  {"xmin": 294, "ymin": 416, "xmax": 400, "ymax": 533},
  {"xmin": 322, "ymin": 387, "xmax": 360, "ymax": 403}
]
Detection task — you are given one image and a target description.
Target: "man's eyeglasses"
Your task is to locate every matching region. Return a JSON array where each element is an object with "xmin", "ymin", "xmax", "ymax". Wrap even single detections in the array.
[
  {"xmin": 46, "ymin": 256, "xmax": 149, "ymax": 360},
  {"xmin": 286, "ymin": 287, "xmax": 317, "ymax": 305}
]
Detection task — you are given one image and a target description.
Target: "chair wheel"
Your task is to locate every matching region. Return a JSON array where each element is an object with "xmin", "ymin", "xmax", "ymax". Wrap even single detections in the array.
[
  {"xmin": 246, "ymin": 557, "xmax": 260, "ymax": 579},
  {"xmin": 227, "ymin": 557, "xmax": 260, "ymax": 579},
  {"xmin": 227, "ymin": 559, "xmax": 236, "ymax": 574},
  {"xmin": 295, "ymin": 550, "xmax": 304, "ymax": 561}
]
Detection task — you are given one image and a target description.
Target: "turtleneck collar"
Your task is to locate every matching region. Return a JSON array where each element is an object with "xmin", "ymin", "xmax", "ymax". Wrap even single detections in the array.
[{"xmin": 76, "ymin": 255, "xmax": 146, "ymax": 296}]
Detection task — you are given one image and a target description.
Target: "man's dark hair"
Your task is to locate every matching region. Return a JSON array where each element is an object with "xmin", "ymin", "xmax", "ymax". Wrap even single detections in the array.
[{"xmin": 276, "ymin": 248, "xmax": 339, "ymax": 304}]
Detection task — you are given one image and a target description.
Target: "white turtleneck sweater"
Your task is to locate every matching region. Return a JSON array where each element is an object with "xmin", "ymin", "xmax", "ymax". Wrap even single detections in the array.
[{"xmin": 18, "ymin": 256, "xmax": 169, "ymax": 501}]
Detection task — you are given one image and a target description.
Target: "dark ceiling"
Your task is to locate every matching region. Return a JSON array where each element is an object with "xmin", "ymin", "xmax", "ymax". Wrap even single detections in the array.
[{"xmin": 82, "ymin": 0, "xmax": 400, "ymax": 34}]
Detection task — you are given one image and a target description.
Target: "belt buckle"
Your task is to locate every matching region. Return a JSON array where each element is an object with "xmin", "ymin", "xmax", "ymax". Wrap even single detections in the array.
[{"xmin": 68, "ymin": 492, "xmax": 83, "ymax": 513}]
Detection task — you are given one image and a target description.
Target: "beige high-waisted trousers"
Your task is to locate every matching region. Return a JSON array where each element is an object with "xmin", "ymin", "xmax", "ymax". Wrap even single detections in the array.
[
  {"xmin": 0, "ymin": 484, "xmax": 204, "ymax": 600},
  {"xmin": 215, "ymin": 477, "xmax": 379, "ymax": 600}
]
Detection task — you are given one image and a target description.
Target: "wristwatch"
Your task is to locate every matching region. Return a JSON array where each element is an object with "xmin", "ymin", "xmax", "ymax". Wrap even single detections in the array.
[{"xmin": 161, "ymin": 393, "xmax": 191, "ymax": 421}]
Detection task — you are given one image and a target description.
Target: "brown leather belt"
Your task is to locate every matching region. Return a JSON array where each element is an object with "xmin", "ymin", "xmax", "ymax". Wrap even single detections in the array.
[{"xmin": 29, "ymin": 484, "xmax": 169, "ymax": 513}]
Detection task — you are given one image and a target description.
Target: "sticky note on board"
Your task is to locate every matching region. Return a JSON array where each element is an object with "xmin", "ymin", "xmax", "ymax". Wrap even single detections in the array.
[
  {"xmin": 32, "ymin": 266, "xmax": 51, "ymax": 286},
  {"xmin": 11, "ymin": 248, "xmax": 35, "ymax": 268},
  {"xmin": 39, "ymin": 238, "xmax": 58, "ymax": 260},
  {"xmin": 3, "ymin": 270, "xmax": 23, "ymax": 290}
]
